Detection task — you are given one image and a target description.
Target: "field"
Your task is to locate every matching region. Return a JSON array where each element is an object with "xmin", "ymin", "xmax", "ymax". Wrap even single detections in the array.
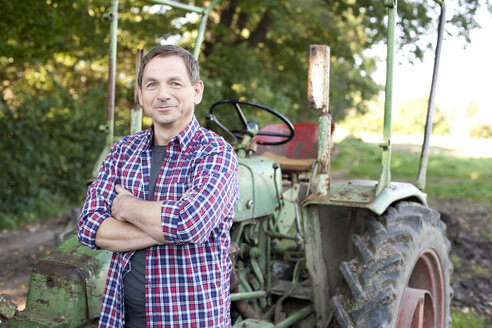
[{"xmin": 332, "ymin": 135, "xmax": 492, "ymax": 327}]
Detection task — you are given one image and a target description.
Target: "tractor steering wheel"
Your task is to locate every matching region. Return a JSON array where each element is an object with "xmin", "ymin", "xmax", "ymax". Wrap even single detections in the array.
[{"xmin": 206, "ymin": 100, "xmax": 294, "ymax": 146}]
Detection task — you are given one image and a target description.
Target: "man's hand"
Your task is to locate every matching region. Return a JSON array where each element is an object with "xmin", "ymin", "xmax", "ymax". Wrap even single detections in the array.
[
  {"xmin": 108, "ymin": 184, "xmax": 191, "ymax": 244},
  {"xmin": 180, "ymin": 188, "xmax": 191, "ymax": 200},
  {"xmin": 110, "ymin": 184, "xmax": 165, "ymax": 243},
  {"xmin": 111, "ymin": 184, "xmax": 136, "ymax": 222},
  {"xmin": 95, "ymin": 184, "xmax": 168, "ymax": 251}
]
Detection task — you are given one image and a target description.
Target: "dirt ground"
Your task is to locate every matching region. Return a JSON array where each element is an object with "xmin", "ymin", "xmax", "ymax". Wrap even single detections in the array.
[
  {"xmin": 431, "ymin": 198, "xmax": 492, "ymax": 322},
  {"xmin": 1, "ymin": 198, "xmax": 491, "ymax": 323}
]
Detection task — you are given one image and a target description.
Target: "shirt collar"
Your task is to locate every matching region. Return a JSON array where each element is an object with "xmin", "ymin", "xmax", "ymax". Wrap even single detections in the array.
[
  {"xmin": 142, "ymin": 127, "xmax": 154, "ymax": 150},
  {"xmin": 143, "ymin": 116, "xmax": 199, "ymax": 151},
  {"xmin": 173, "ymin": 116, "xmax": 199, "ymax": 150}
]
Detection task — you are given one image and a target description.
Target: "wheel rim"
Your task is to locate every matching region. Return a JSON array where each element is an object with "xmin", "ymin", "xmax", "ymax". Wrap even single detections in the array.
[{"xmin": 397, "ymin": 250, "xmax": 445, "ymax": 328}]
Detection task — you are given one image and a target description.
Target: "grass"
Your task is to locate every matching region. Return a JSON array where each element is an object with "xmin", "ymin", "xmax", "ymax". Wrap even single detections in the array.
[
  {"xmin": 333, "ymin": 136, "xmax": 492, "ymax": 326},
  {"xmin": 451, "ymin": 310, "xmax": 492, "ymax": 328},
  {"xmin": 451, "ymin": 254, "xmax": 462, "ymax": 269},
  {"xmin": 331, "ymin": 136, "xmax": 492, "ymax": 205},
  {"xmin": 471, "ymin": 265, "xmax": 491, "ymax": 277}
]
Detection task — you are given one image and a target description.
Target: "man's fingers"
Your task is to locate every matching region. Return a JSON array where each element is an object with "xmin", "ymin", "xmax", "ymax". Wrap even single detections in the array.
[
  {"xmin": 115, "ymin": 184, "xmax": 132, "ymax": 196},
  {"xmin": 180, "ymin": 188, "xmax": 192, "ymax": 201}
]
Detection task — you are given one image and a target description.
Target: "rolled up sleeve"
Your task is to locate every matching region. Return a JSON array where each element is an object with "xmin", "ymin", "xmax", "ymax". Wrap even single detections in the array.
[
  {"xmin": 161, "ymin": 146, "xmax": 238, "ymax": 245},
  {"xmin": 78, "ymin": 148, "xmax": 118, "ymax": 250}
]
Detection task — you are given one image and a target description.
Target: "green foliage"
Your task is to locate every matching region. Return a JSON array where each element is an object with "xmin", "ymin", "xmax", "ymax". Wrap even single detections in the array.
[
  {"xmin": 0, "ymin": 0, "xmax": 488, "ymax": 226},
  {"xmin": 470, "ymin": 123, "xmax": 492, "ymax": 138},
  {"xmin": 0, "ymin": 0, "xmax": 109, "ymax": 81},
  {"xmin": 332, "ymin": 137, "xmax": 492, "ymax": 205},
  {"xmin": 0, "ymin": 75, "xmax": 105, "ymax": 229},
  {"xmin": 451, "ymin": 310, "xmax": 491, "ymax": 328},
  {"xmin": 339, "ymin": 99, "xmax": 384, "ymax": 135},
  {"xmin": 196, "ymin": 0, "xmax": 383, "ymax": 121},
  {"xmin": 393, "ymin": 97, "xmax": 451, "ymax": 135},
  {"xmin": 341, "ymin": 97, "xmax": 453, "ymax": 137}
]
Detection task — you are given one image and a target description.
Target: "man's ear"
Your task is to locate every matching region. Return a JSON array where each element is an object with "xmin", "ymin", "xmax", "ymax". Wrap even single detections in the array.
[
  {"xmin": 137, "ymin": 86, "xmax": 144, "ymax": 106},
  {"xmin": 193, "ymin": 80, "xmax": 204, "ymax": 105}
]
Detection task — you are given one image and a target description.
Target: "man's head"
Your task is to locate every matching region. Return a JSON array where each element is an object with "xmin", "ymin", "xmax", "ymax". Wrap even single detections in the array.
[
  {"xmin": 138, "ymin": 45, "xmax": 200, "ymax": 89},
  {"xmin": 137, "ymin": 45, "xmax": 204, "ymax": 145}
]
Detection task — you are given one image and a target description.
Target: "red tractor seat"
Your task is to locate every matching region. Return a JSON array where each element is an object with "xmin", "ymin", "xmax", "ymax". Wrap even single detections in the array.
[{"xmin": 255, "ymin": 123, "xmax": 320, "ymax": 172}]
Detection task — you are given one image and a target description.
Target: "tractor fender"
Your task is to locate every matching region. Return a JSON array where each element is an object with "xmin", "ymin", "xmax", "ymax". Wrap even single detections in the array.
[
  {"xmin": 300, "ymin": 182, "xmax": 427, "ymax": 326},
  {"xmin": 6, "ymin": 234, "xmax": 111, "ymax": 328},
  {"xmin": 303, "ymin": 180, "xmax": 427, "ymax": 216}
]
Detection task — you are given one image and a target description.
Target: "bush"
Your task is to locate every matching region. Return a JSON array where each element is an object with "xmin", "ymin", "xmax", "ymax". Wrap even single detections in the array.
[
  {"xmin": 0, "ymin": 82, "xmax": 105, "ymax": 229},
  {"xmin": 393, "ymin": 97, "xmax": 451, "ymax": 136},
  {"xmin": 470, "ymin": 123, "xmax": 492, "ymax": 139}
]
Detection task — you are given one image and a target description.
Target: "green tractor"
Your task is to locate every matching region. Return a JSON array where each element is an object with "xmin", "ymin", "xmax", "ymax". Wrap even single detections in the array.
[{"xmin": 0, "ymin": 0, "xmax": 452, "ymax": 327}]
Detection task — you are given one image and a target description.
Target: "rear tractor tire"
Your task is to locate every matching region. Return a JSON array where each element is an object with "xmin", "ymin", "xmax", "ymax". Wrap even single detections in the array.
[{"xmin": 330, "ymin": 201, "xmax": 452, "ymax": 328}]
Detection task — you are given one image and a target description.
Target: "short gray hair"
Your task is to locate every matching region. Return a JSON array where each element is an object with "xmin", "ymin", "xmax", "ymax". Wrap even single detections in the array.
[{"xmin": 138, "ymin": 45, "xmax": 200, "ymax": 88}]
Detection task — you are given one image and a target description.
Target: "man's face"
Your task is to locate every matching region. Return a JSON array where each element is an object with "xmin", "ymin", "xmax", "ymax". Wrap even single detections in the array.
[{"xmin": 138, "ymin": 55, "xmax": 203, "ymax": 140}]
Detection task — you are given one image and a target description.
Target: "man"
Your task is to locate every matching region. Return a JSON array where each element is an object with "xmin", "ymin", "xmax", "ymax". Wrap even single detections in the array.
[{"xmin": 78, "ymin": 45, "xmax": 239, "ymax": 328}]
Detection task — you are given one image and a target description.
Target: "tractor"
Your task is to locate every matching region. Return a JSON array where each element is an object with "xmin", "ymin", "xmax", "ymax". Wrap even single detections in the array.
[{"xmin": 0, "ymin": 0, "xmax": 452, "ymax": 327}]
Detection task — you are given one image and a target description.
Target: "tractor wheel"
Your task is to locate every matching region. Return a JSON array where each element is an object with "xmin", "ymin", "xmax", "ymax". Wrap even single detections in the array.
[{"xmin": 330, "ymin": 201, "xmax": 452, "ymax": 328}]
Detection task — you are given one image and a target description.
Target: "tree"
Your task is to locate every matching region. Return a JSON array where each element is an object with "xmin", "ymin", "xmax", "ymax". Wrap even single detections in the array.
[
  {"xmin": 0, "ymin": 0, "xmax": 488, "ymax": 225},
  {"xmin": 394, "ymin": 97, "xmax": 451, "ymax": 135},
  {"xmin": 1, "ymin": 0, "xmax": 489, "ymax": 121}
]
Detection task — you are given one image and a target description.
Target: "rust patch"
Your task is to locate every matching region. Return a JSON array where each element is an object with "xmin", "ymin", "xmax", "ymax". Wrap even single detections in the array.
[
  {"xmin": 308, "ymin": 45, "xmax": 330, "ymax": 111},
  {"xmin": 0, "ymin": 293, "xmax": 18, "ymax": 319},
  {"xmin": 35, "ymin": 298, "xmax": 50, "ymax": 306},
  {"xmin": 32, "ymin": 260, "xmax": 86, "ymax": 283},
  {"xmin": 304, "ymin": 193, "xmax": 331, "ymax": 203}
]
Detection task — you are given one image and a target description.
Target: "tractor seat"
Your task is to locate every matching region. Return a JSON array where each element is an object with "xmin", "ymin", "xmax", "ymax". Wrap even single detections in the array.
[
  {"xmin": 260, "ymin": 152, "xmax": 315, "ymax": 172},
  {"xmin": 255, "ymin": 123, "xmax": 319, "ymax": 173}
]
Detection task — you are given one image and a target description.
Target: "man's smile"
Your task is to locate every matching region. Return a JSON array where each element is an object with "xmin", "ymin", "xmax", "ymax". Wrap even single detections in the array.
[{"xmin": 153, "ymin": 103, "xmax": 177, "ymax": 111}]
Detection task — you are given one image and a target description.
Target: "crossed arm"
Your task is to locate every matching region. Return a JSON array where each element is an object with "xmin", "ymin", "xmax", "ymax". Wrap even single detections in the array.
[
  {"xmin": 94, "ymin": 185, "xmax": 163, "ymax": 252},
  {"xmin": 78, "ymin": 142, "xmax": 238, "ymax": 253},
  {"xmin": 95, "ymin": 217, "xmax": 162, "ymax": 252},
  {"xmin": 94, "ymin": 185, "xmax": 190, "ymax": 252}
]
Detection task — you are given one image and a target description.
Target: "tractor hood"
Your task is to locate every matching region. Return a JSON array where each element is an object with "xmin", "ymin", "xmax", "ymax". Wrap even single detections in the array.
[{"xmin": 235, "ymin": 156, "xmax": 282, "ymax": 222}]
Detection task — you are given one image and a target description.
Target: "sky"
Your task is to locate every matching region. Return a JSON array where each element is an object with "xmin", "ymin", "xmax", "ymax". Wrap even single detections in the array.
[
  {"xmin": 387, "ymin": 4, "xmax": 492, "ymax": 123},
  {"xmin": 357, "ymin": 3, "xmax": 492, "ymax": 156}
]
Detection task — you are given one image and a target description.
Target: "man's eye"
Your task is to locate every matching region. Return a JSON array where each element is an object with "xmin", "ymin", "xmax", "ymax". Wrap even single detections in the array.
[
  {"xmin": 171, "ymin": 82, "xmax": 181, "ymax": 87},
  {"xmin": 146, "ymin": 82, "xmax": 157, "ymax": 88}
]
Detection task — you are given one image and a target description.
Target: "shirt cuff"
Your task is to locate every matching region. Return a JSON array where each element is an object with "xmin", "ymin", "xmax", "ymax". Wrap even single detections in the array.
[
  {"xmin": 160, "ymin": 199, "xmax": 181, "ymax": 244},
  {"xmin": 78, "ymin": 211, "xmax": 111, "ymax": 250}
]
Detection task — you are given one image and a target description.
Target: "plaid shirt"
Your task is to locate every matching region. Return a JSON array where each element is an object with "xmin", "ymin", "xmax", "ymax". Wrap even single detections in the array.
[{"xmin": 78, "ymin": 117, "xmax": 239, "ymax": 328}]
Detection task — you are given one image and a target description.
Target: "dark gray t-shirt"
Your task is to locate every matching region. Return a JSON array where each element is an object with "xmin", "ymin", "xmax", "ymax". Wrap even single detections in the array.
[{"xmin": 124, "ymin": 144, "xmax": 166, "ymax": 328}]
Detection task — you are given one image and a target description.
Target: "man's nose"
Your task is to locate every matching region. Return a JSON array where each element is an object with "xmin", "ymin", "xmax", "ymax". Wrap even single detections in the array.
[{"xmin": 156, "ymin": 85, "xmax": 170, "ymax": 101}]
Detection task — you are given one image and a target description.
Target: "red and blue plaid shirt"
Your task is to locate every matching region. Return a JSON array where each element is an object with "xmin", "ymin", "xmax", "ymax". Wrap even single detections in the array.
[{"xmin": 78, "ymin": 117, "xmax": 239, "ymax": 327}]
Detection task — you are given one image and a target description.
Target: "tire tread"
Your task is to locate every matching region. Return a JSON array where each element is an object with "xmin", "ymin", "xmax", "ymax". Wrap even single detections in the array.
[{"xmin": 329, "ymin": 201, "xmax": 452, "ymax": 328}]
